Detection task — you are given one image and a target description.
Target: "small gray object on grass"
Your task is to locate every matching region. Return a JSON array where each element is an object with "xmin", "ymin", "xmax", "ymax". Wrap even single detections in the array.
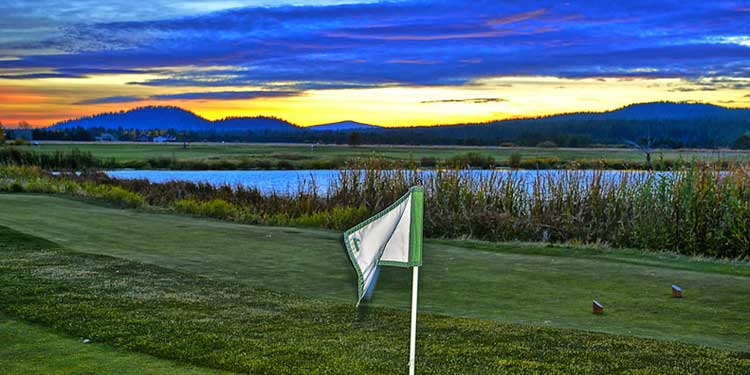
[{"xmin": 83, "ymin": 338, "xmax": 91, "ymax": 344}]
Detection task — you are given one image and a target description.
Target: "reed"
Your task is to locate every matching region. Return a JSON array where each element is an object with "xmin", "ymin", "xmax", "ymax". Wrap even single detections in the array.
[{"xmin": 1, "ymin": 162, "xmax": 748, "ymax": 258}]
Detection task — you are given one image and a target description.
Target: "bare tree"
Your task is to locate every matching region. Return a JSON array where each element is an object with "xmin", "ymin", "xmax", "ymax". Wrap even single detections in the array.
[{"xmin": 17, "ymin": 120, "xmax": 31, "ymax": 129}]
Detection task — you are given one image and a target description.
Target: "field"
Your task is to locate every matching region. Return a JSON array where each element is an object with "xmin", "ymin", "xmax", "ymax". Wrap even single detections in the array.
[
  {"xmin": 1, "ymin": 193, "xmax": 750, "ymax": 373},
  {"xmin": 21, "ymin": 142, "xmax": 750, "ymax": 168}
]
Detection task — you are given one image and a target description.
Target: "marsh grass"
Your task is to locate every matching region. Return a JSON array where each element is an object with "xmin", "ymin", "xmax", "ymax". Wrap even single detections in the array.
[{"xmin": 1, "ymin": 161, "xmax": 748, "ymax": 258}]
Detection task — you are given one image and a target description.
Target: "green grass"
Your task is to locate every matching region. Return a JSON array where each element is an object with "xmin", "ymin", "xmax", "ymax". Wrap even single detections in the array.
[
  {"xmin": 2, "ymin": 225, "xmax": 749, "ymax": 374},
  {"xmin": 1, "ymin": 193, "xmax": 749, "ymax": 352},
  {"xmin": 0, "ymin": 314, "xmax": 226, "ymax": 375},
  {"xmin": 23, "ymin": 142, "xmax": 750, "ymax": 166}
]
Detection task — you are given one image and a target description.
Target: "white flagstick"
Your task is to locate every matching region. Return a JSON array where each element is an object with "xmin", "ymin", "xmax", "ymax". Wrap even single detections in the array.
[{"xmin": 408, "ymin": 266, "xmax": 419, "ymax": 375}]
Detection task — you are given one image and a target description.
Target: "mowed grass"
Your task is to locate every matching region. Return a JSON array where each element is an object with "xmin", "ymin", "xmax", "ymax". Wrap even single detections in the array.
[
  {"xmin": 26, "ymin": 142, "xmax": 750, "ymax": 164},
  {"xmin": 0, "ymin": 315, "xmax": 226, "ymax": 375},
  {"xmin": 2, "ymin": 226, "xmax": 749, "ymax": 374},
  {"xmin": 0, "ymin": 231, "xmax": 225, "ymax": 375},
  {"xmin": 1, "ymin": 193, "xmax": 750, "ymax": 352}
]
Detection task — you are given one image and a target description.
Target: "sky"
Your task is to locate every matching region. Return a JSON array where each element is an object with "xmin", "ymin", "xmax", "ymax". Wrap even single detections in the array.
[{"xmin": 1, "ymin": 0, "xmax": 749, "ymax": 127}]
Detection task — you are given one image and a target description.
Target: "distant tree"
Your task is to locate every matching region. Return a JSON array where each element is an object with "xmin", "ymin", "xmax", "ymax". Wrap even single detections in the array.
[
  {"xmin": 17, "ymin": 120, "xmax": 31, "ymax": 129},
  {"xmin": 347, "ymin": 132, "xmax": 363, "ymax": 147},
  {"xmin": 508, "ymin": 153, "xmax": 522, "ymax": 168},
  {"xmin": 536, "ymin": 140, "xmax": 557, "ymax": 148},
  {"xmin": 0, "ymin": 120, "xmax": 5, "ymax": 144},
  {"xmin": 733, "ymin": 133, "xmax": 750, "ymax": 150}
]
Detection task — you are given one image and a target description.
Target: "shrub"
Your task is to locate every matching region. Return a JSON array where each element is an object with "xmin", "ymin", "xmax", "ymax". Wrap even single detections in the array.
[
  {"xmin": 174, "ymin": 198, "xmax": 238, "ymax": 220},
  {"xmin": 508, "ymin": 153, "xmax": 522, "ymax": 169}
]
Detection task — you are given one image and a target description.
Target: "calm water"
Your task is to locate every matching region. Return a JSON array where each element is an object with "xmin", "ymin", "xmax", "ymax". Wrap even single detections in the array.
[{"xmin": 105, "ymin": 169, "xmax": 667, "ymax": 195}]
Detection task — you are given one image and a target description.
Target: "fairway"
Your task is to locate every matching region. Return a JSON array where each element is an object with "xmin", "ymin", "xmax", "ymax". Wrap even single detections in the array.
[
  {"xmin": 0, "ymin": 315, "xmax": 226, "ymax": 375},
  {"xmin": 1, "ymin": 193, "xmax": 749, "ymax": 352},
  {"xmin": 24, "ymin": 142, "xmax": 750, "ymax": 165}
]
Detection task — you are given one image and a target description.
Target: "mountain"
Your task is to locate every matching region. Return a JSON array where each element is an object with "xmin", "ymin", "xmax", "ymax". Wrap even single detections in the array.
[
  {"xmin": 600, "ymin": 102, "xmax": 749, "ymax": 120},
  {"xmin": 405, "ymin": 101, "xmax": 750, "ymax": 147},
  {"xmin": 214, "ymin": 117, "xmax": 299, "ymax": 132},
  {"xmin": 43, "ymin": 102, "xmax": 750, "ymax": 147},
  {"xmin": 52, "ymin": 106, "xmax": 211, "ymax": 131},
  {"xmin": 541, "ymin": 102, "xmax": 750, "ymax": 121},
  {"xmin": 50, "ymin": 106, "xmax": 299, "ymax": 132},
  {"xmin": 306, "ymin": 120, "xmax": 380, "ymax": 131}
]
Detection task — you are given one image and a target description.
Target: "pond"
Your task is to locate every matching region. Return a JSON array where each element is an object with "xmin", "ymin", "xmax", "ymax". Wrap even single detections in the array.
[{"xmin": 105, "ymin": 169, "xmax": 669, "ymax": 195}]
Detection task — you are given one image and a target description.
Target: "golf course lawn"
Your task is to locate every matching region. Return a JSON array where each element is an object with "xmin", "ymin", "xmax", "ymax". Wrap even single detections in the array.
[
  {"xmin": 0, "ymin": 314, "xmax": 227, "ymax": 375},
  {"xmin": 2, "ymin": 221, "xmax": 750, "ymax": 374},
  {"xmin": 1, "ymin": 193, "xmax": 749, "ymax": 355}
]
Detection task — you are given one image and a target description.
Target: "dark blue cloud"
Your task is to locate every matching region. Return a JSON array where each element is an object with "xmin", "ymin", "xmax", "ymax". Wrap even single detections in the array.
[
  {"xmin": 75, "ymin": 90, "xmax": 301, "ymax": 104},
  {"xmin": 0, "ymin": 72, "xmax": 84, "ymax": 79},
  {"xmin": 2, "ymin": 0, "xmax": 750, "ymax": 88},
  {"xmin": 75, "ymin": 95, "xmax": 144, "ymax": 104},
  {"xmin": 150, "ymin": 90, "xmax": 300, "ymax": 100},
  {"xmin": 421, "ymin": 98, "xmax": 507, "ymax": 104}
]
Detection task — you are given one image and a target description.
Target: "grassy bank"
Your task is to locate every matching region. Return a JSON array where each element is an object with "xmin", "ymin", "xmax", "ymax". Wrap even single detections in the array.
[
  {"xmin": 2, "ymin": 194, "xmax": 750, "ymax": 352},
  {"xmin": 7, "ymin": 143, "xmax": 750, "ymax": 170},
  {"xmin": 2, "ymin": 223, "xmax": 749, "ymax": 374}
]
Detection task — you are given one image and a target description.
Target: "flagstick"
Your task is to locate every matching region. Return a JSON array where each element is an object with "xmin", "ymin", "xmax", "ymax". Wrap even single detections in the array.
[{"xmin": 408, "ymin": 266, "xmax": 419, "ymax": 375}]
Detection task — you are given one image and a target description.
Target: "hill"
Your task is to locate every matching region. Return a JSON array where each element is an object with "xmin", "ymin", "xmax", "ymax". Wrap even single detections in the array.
[
  {"xmin": 52, "ymin": 106, "xmax": 211, "ymax": 131},
  {"xmin": 214, "ymin": 116, "xmax": 299, "ymax": 132},
  {"xmin": 42, "ymin": 102, "xmax": 750, "ymax": 147},
  {"xmin": 50, "ymin": 106, "xmax": 298, "ymax": 133}
]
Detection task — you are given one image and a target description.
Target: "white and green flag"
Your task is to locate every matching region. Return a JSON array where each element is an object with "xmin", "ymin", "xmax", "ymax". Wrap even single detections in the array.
[
  {"xmin": 343, "ymin": 186, "xmax": 424, "ymax": 304},
  {"xmin": 343, "ymin": 186, "xmax": 424, "ymax": 375}
]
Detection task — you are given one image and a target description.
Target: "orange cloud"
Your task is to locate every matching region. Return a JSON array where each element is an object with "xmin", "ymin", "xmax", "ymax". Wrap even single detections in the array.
[{"xmin": 487, "ymin": 8, "xmax": 548, "ymax": 26}]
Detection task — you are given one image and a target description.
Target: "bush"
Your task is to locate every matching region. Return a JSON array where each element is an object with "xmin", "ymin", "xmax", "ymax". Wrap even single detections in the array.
[
  {"xmin": 420, "ymin": 156, "xmax": 438, "ymax": 168},
  {"xmin": 83, "ymin": 184, "xmax": 144, "ymax": 208},
  {"xmin": 174, "ymin": 198, "xmax": 238, "ymax": 220},
  {"xmin": 508, "ymin": 153, "xmax": 522, "ymax": 169}
]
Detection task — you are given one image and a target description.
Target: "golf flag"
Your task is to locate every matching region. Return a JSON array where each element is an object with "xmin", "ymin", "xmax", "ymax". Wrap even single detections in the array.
[
  {"xmin": 343, "ymin": 186, "xmax": 424, "ymax": 304},
  {"xmin": 343, "ymin": 186, "xmax": 424, "ymax": 374}
]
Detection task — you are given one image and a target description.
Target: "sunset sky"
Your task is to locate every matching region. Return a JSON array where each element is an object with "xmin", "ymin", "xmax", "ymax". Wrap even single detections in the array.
[{"xmin": 1, "ymin": 0, "xmax": 749, "ymax": 127}]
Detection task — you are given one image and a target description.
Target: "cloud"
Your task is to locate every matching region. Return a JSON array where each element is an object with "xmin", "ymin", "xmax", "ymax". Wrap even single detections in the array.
[
  {"xmin": 421, "ymin": 97, "xmax": 507, "ymax": 104},
  {"xmin": 2, "ymin": 0, "xmax": 750, "ymax": 90},
  {"xmin": 387, "ymin": 59, "xmax": 440, "ymax": 65},
  {"xmin": 668, "ymin": 87, "xmax": 717, "ymax": 92},
  {"xmin": 0, "ymin": 72, "xmax": 84, "ymax": 79},
  {"xmin": 75, "ymin": 90, "xmax": 301, "ymax": 104},
  {"xmin": 486, "ymin": 8, "xmax": 548, "ymax": 26},
  {"xmin": 75, "ymin": 95, "xmax": 144, "ymax": 104},
  {"xmin": 150, "ymin": 90, "xmax": 300, "ymax": 100}
]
